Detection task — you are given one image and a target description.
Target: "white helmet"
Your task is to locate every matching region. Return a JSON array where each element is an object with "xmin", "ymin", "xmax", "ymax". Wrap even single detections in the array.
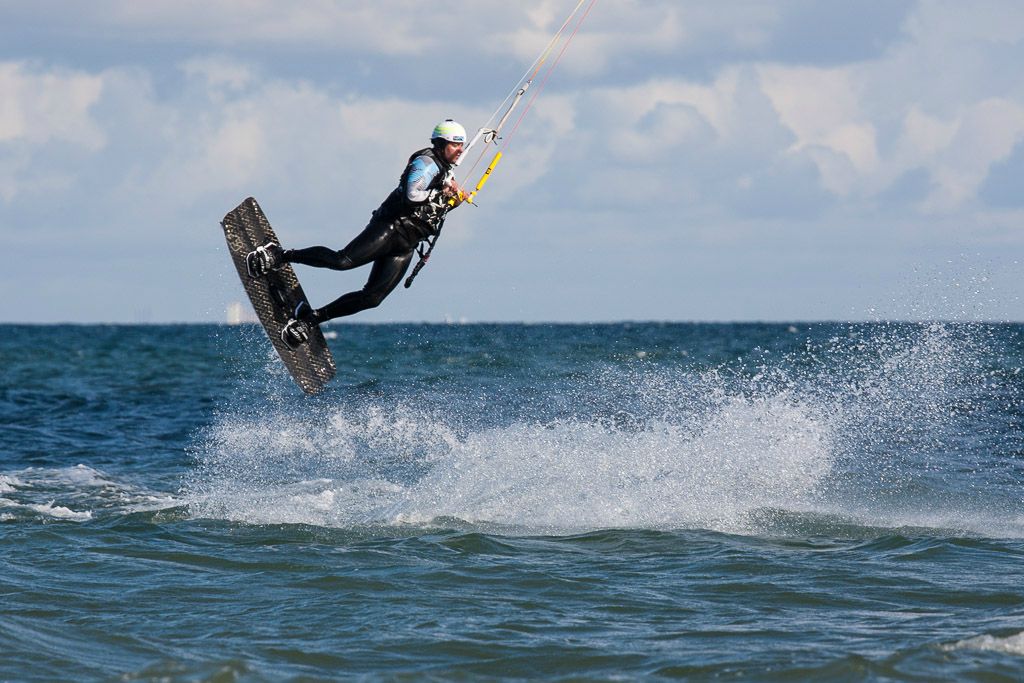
[{"xmin": 431, "ymin": 119, "xmax": 466, "ymax": 144}]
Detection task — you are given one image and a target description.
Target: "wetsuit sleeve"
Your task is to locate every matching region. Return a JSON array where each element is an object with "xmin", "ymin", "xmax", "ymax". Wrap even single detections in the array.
[{"xmin": 405, "ymin": 155, "xmax": 441, "ymax": 203}]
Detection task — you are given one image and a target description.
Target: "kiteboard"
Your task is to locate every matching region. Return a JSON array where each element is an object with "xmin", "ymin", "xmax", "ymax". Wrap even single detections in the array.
[{"xmin": 220, "ymin": 197, "xmax": 336, "ymax": 394}]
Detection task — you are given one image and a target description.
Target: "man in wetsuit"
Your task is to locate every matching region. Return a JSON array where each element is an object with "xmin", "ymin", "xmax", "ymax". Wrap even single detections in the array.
[{"xmin": 245, "ymin": 119, "xmax": 467, "ymax": 348}]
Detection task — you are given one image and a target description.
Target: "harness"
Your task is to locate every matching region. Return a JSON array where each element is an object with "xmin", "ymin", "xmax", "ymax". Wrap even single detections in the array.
[{"xmin": 394, "ymin": 147, "xmax": 452, "ymax": 231}]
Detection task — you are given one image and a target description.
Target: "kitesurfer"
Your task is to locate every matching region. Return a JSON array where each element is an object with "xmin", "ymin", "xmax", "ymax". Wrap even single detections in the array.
[{"xmin": 245, "ymin": 119, "xmax": 467, "ymax": 348}]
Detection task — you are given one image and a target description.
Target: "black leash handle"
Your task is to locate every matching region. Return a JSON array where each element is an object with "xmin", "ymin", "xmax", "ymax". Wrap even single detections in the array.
[
  {"xmin": 404, "ymin": 238, "xmax": 434, "ymax": 288},
  {"xmin": 404, "ymin": 214, "xmax": 447, "ymax": 289}
]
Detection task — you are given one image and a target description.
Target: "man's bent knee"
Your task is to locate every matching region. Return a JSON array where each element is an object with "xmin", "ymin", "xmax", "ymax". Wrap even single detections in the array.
[
  {"xmin": 335, "ymin": 252, "xmax": 356, "ymax": 270},
  {"xmin": 361, "ymin": 289, "xmax": 390, "ymax": 309}
]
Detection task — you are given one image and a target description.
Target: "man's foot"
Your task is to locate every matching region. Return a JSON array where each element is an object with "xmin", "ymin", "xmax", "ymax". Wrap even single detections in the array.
[
  {"xmin": 245, "ymin": 242, "xmax": 284, "ymax": 278},
  {"xmin": 280, "ymin": 301, "xmax": 319, "ymax": 349},
  {"xmin": 293, "ymin": 300, "xmax": 317, "ymax": 323},
  {"xmin": 280, "ymin": 318, "xmax": 310, "ymax": 349}
]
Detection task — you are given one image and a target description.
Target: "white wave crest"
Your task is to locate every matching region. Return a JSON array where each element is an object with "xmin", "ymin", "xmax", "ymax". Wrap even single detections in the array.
[
  {"xmin": 0, "ymin": 475, "xmax": 24, "ymax": 493},
  {"xmin": 27, "ymin": 501, "xmax": 93, "ymax": 522},
  {"xmin": 945, "ymin": 631, "xmax": 1024, "ymax": 656},
  {"xmin": 0, "ymin": 466, "xmax": 178, "ymax": 520}
]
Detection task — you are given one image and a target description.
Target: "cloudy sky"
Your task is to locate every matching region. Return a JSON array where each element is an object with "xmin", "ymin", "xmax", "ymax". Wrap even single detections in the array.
[{"xmin": 2, "ymin": 0, "xmax": 1022, "ymax": 323}]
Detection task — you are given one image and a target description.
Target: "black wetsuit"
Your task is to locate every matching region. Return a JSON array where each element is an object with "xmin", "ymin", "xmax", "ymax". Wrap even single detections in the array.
[{"xmin": 283, "ymin": 147, "xmax": 453, "ymax": 322}]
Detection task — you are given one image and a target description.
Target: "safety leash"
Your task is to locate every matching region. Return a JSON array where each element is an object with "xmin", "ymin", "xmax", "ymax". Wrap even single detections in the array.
[{"xmin": 404, "ymin": 217, "xmax": 445, "ymax": 289}]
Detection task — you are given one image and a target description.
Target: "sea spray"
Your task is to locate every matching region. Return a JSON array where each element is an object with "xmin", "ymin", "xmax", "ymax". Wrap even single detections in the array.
[
  {"xmin": 185, "ymin": 322, "xmax": 1022, "ymax": 537},
  {"xmin": 797, "ymin": 322, "xmax": 1022, "ymax": 533},
  {"xmin": 396, "ymin": 394, "xmax": 833, "ymax": 532},
  {"xmin": 186, "ymin": 358, "xmax": 836, "ymax": 533}
]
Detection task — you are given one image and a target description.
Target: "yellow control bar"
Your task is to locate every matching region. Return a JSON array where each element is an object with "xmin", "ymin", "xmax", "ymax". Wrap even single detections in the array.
[
  {"xmin": 467, "ymin": 151, "xmax": 502, "ymax": 204},
  {"xmin": 447, "ymin": 151, "xmax": 504, "ymax": 208}
]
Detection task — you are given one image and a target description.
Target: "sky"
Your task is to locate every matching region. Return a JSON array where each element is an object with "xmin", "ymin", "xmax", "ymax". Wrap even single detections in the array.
[{"xmin": 1, "ymin": 0, "xmax": 1022, "ymax": 323}]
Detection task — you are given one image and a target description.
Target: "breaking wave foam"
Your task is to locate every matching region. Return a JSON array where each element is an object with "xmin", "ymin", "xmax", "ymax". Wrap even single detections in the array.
[{"xmin": 0, "ymin": 464, "xmax": 178, "ymax": 522}]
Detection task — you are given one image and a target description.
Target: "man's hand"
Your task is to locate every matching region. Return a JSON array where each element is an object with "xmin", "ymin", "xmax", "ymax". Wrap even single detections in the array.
[{"xmin": 443, "ymin": 179, "xmax": 466, "ymax": 207}]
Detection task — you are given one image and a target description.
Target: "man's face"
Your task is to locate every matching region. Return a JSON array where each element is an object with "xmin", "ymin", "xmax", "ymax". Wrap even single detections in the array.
[{"xmin": 443, "ymin": 141, "xmax": 464, "ymax": 164}]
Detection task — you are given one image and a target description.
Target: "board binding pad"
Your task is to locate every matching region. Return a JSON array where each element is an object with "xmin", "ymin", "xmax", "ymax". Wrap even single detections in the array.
[{"xmin": 221, "ymin": 197, "xmax": 336, "ymax": 394}]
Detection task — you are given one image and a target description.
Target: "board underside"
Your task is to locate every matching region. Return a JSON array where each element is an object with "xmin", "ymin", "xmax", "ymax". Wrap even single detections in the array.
[{"xmin": 221, "ymin": 197, "xmax": 336, "ymax": 394}]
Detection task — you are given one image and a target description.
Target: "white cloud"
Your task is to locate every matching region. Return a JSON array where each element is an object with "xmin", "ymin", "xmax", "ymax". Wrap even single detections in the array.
[
  {"xmin": 0, "ymin": 62, "xmax": 107, "ymax": 201},
  {"xmin": 54, "ymin": 0, "xmax": 437, "ymax": 55},
  {"xmin": 900, "ymin": 107, "xmax": 958, "ymax": 158},
  {"xmin": 181, "ymin": 57, "xmax": 256, "ymax": 92},
  {"xmin": 757, "ymin": 64, "xmax": 879, "ymax": 196},
  {"xmin": 905, "ymin": 0, "xmax": 1024, "ymax": 46},
  {"xmin": 584, "ymin": 71, "xmax": 744, "ymax": 165},
  {"xmin": 499, "ymin": 1, "xmax": 684, "ymax": 77},
  {"xmin": 744, "ymin": 0, "xmax": 1024, "ymax": 211},
  {"xmin": 0, "ymin": 62, "xmax": 105, "ymax": 148},
  {"xmin": 922, "ymin": 98, "xmax": 1024, "ymax": 211}
]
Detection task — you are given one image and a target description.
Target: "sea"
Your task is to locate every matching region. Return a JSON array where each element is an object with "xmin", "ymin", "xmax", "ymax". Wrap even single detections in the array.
[{"xmin": 1, "ymin": 321, "xmax": 1022, "ymax": 682}]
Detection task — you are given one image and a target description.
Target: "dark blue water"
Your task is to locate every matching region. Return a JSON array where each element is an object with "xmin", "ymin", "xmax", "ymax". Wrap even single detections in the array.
[{"xmin": 2, "ymin": 322, "xmax": 1023, "ymax": 681}]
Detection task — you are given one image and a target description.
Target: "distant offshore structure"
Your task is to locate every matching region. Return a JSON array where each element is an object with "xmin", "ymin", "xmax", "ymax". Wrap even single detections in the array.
[{"xmin": 226, "ymin": 301, "xmax": 258, "ymax": 325}]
